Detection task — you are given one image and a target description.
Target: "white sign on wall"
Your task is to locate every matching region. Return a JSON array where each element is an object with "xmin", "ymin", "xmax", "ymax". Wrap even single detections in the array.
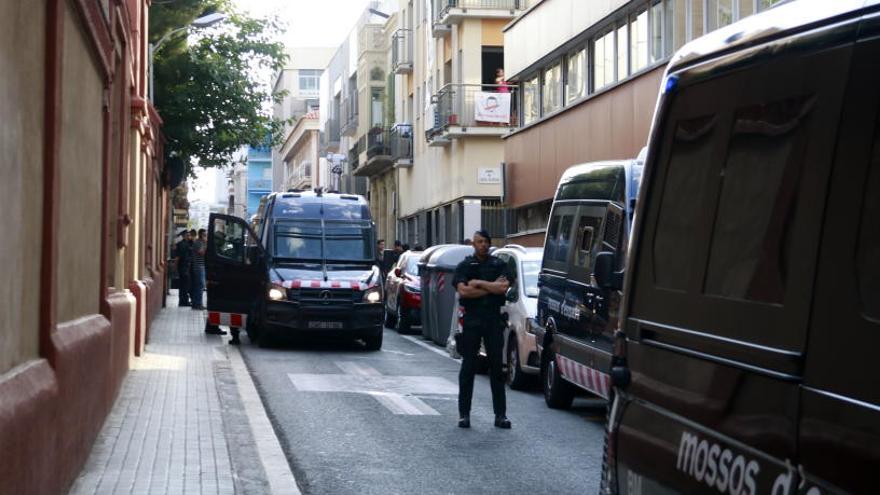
[{"xmin": 478, "ymin": 167, "xmax": 502, "ymax": 184}]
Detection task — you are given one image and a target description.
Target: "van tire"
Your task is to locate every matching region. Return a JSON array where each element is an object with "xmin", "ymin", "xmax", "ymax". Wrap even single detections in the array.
[
  {"xmin": 364, "ymin": 329, "xmax": 383, "ymax": 351},
  {"xmin": 543, "ymin": 352, "xmax": 575, "ymax": 409},
  {"xmin": 506, "ymin": 335, "xmax": 530, "ymax": 390}
]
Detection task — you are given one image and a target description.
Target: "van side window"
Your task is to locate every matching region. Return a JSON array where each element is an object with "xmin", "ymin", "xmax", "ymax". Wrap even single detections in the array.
[
  {"xmin": 858, "ymin": 123, "xmax": 880, "ymax": 321},
  {"xmin": 704, "ymin": 95, "xmax": 815, "ymax": 303},
  {"xmin": 555, "ymin": 215, "xmax": 574, "ymax": 263},
  {"xmin": 653, "ymin": 115, "xmax": 717, "ymax": 291},
  {"xmin": 544, "ymin": 216, "xmax": 560, "ymax": 263}
]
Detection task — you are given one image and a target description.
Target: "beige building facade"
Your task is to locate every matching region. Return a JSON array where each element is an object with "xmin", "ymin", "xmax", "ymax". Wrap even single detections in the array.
[{"xmin": 280, "ymin": 111, "xmax": 325, "ymax": 191}]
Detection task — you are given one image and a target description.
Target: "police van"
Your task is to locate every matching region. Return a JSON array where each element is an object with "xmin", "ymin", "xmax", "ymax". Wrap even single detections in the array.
[
  {"xmin": 534, "ymin": 155, "xmax": 643, "ymax": 408},
  {"xmin": 604, "ymin": 1, "xmax": 880, "ymax": 493},
  {"xmin": 205, "ymin": 189, "xmax": 384, "ymax": 349}
]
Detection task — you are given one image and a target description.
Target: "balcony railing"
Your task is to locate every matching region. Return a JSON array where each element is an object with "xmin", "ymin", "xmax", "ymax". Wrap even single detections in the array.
[
  {"xmin": 354, "ymin": 127, "xmax": 394, "ymax": 177},
  {"xmin": 427, "ymin": 83, "xmax": 518, "ymax": 141},
  {"xmin": 390, "ymin": 124, "xmax": 413, "ymax": 167},
  {"xmin": 433, "ymin": 0, "xmax": 521, "ymax": 25},
  {"xmin": 366, "ymin": 127, "xmax": 391, "ymax": 160},
  {"xmin": 391, "ymin": 29, "xmax": 413, "ymax": 74}
]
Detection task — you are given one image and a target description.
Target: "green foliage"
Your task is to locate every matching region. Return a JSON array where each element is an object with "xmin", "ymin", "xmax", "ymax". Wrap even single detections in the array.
[{"xmin": 150, "ymin": 1, "xmax": 289, "ymax": 169}]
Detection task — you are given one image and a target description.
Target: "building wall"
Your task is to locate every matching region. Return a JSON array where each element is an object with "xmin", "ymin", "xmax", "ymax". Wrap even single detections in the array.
[
  {"xmin": 0, "ymin": 0, "xmax": 45, "ymax": 375},
  {"xmin": 57, "ymin": 5, "xmax": 103, "ymax": 322}
]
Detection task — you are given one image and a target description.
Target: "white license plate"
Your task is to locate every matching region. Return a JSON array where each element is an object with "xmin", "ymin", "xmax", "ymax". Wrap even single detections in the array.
[{"xmin": 307, "ymin": 321, "xmax": 343, "ymax": 329}]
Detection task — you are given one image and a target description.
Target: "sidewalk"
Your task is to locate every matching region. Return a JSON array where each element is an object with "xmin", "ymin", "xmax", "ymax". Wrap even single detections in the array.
[{"xmin": 69, "ymin": 292, "xmax": 298, "ymax": 495}]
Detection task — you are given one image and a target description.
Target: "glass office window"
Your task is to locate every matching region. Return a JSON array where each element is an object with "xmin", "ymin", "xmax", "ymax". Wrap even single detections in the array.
[
  {"xmin": 689, "ymin": 0, "xmax": 704, "ymax": 41},
  {"xmin": 739, "ymin": 0, "xmax": 755, "ymax": 18},
  {"xmin": 566, "ymin": 47, "xmax": 587, "ymax": 104},
  {"xmin": 522, "ymin": 74, "xmax": 539, "ymax": 125},
  {"xmin": 593, "ymin": 30, "xmax": 615, "ymax": 90},
  {"xmin": 651, "ymin": 1, "xmax": 664, "ymax": 62},
  {"xmin": 631, "ymin": 9, "xmax": 649, "ymax": 73},
  {"xmin": 667, "ymin": 0, "xmax": 687, "ymax": 55},
  {"xmin": 617, "ymin": 24, "xmax": 629, "ymax": 81},
  {"xmin": 707, "ymin": 0, "xmax": 734, "ymax": 31},
  {"xmin": 542, "ymin": 62, "xmax": 563, "ymax": 115}
]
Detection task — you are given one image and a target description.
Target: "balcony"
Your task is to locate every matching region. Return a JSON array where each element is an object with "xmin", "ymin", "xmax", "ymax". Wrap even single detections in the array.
[
  {"xmin": 354, "ymin": 127, "xmax": 393, "ymax": 177},
  {"xmin": 321, "ymin": 117, "xmax": 340, "ymax": 152},
  {"xmin": 391, "ymin": 29, "xmax": 413, "ymax": 74},
  {"xmin": 426, "ymin": 83, "xmax": 518, "ymax": 143},
  {"xmin": 390, "ymin": 124, "xmax": 413, "ymax": 168},
  {"xmin": 341, "ymin": 97, "xmax": 358, "ymax": 137},
  {"xmin": 433, "ymin": 0, "xmax": 521, "ymax": 35}
]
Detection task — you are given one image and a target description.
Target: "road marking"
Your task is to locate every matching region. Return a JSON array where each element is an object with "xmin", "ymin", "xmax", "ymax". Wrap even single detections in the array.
[
  {"xmin": 287, "ymin": 361, "xmax": 457, "ymax": 416},
  {"xmin": 399, "ymin": 335, "xmax": 459, "ymax": 361},
  {"xmin": 229, "ymin": 346, "xmax": 301, "ymax": 495}
]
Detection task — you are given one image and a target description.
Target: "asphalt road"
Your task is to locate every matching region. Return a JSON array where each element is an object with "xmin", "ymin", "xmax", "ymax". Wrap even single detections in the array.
[{"xmin": 239, "ymin": 327, "xmax": 607, "ymax": 495}]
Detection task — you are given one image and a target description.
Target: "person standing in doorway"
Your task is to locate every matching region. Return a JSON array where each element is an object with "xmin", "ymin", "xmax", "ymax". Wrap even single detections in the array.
[
  {"xmin": 453, "ymin": 229, "xmax": 511, "ymax": 429},
  {"xmin": 174, "ymin": 230, "xmax": 193, "ymax": 307},
  {"xmin": 190, "ymin": 228, "xmax": 207, "ymax": 310}
]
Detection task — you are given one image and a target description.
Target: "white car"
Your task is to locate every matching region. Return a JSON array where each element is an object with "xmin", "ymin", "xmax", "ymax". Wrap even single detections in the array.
[{"xmin": 494, "ymin": 245, "xmax": 543, "ymax": 390}]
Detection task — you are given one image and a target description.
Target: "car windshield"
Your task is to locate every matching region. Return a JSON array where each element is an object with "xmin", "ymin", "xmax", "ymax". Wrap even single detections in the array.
[
  {"xmin": 274, "ymin": 221, "xmax": 372, "ymax": 262},
  {"xmin": 405, "ymin": 256, "xmax": 419, "ymax": 275},
  {"xmin": 522, "ymin": 261, "xmax": 540, "ymax": 297}
]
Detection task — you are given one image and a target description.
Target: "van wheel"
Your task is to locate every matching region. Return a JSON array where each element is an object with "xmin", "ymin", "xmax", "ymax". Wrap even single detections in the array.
[
  {"xmin": 506, "ymin": 336, "xmax": 530, "ymax": 390},
  {"xmin": 245, "ymin": 318, "xmax": 261, "ymax": 344},
  {"xmin": 396, "ymin": 303, "xmax": 411, "ymax": 333},
  {"xmin": 543, "ymin": 352, "xmax": 574, "ymax": 409},
  {"xmin": 364, "ymin": 329, "xmax": 383, "ymax": 351}
]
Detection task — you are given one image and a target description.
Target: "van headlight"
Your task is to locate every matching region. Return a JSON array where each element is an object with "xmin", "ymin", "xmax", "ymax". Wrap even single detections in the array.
[
  {"xmin": 363, "ymin": 286, "xmax": 382, "ymax": 303},
  {"xmin": 268, "ymin": 285, "xmax": 286, "ymax": 301}
]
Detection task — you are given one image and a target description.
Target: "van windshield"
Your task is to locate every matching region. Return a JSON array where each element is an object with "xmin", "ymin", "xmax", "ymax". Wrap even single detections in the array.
[{"xmin": 274, "ymin": 221, "xmax": 373, "ymax": 262}]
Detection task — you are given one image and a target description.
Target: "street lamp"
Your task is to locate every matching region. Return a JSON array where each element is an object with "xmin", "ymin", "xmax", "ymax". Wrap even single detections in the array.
[{"xmin": 148, "ymin": 12, "xmax": 228, "ymax": 102}]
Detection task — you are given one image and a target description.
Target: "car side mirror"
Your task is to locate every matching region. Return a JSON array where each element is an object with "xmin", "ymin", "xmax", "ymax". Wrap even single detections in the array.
[
  {"xmin": 505, "ymin": 287, "xmax": 518, "ymax": 303},
  {"xmin": 394, "ymin": 268, "xmax": 401, "ymax": 277},
  {"xmin": 594, "ymin": 251, "xmax": 623, "ymax": 290}
]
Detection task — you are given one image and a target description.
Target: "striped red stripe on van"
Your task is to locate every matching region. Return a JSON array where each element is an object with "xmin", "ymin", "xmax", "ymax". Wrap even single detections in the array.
[
  {"xmin": 556, "ymin": 354, "xmax": 611, "ymax": 399},
  {"xmin": 207, "ymin": 311, "xmax": 247, "ymax": 328},
  {"xmin": 280, "ymin": 280, "xmax": 371, "ymax": 290}
]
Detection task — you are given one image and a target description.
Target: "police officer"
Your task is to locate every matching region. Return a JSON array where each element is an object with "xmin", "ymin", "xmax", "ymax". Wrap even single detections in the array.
[
  {"xmin": 174, "ymin": 230, "xmax": 193, "ymax": 307},
  {"xmin": 452, "ymin": 229, "xmax": 511, "ymax": 429}
]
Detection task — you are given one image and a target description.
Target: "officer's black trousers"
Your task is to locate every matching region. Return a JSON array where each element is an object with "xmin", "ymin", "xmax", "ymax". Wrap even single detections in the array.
[
  {"xmin": 458, "ymin": 322, "xmax": 506, "ymax": 418},
  {"xmin": 178, "ymin": 272, "xmax": 191, "ymax": 306}
]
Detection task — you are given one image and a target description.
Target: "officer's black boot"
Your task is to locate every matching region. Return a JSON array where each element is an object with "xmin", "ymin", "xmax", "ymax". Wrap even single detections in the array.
[
  {"xmin": 229, "ymin": 328, "xmax": 241, "ymax": 345},
  {"xmin": 494, "ymin": 416, "xmax": 511, "ymax": 429}
]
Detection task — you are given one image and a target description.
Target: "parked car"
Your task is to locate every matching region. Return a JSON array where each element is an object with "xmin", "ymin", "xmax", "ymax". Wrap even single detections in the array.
[
  {"xmin": 384, "ymin": 250, "xmax": 423, "ymax": 332},
  {"xmin": 534, "ymin": 155, "xmax": 644, "ymax": 408},
  {"xmin": 494, "ymin": 245, "xmax": 543, "ymax": 390},
  {"xmin": 205, "ymin": 190, "xmax": 384, "ymax": 349},
  {"xmin": 604, "ymin": 1, "xmax": 880, "ymax": 493}
]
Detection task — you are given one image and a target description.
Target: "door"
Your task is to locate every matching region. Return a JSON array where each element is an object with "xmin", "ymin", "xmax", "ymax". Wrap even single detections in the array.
[
  {"xmin": 798, "ymin": 32, "xmax": 880, "ymax": 494},
  {"xmin": 206, "ymin": 213, "xmax": 267, "ymax": 327}
]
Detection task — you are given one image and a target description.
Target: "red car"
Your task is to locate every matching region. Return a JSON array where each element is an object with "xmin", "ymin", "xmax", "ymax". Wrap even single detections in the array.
[{"xmin": 384, "ymin": 251, "xmax": 422, "ymax": 332}]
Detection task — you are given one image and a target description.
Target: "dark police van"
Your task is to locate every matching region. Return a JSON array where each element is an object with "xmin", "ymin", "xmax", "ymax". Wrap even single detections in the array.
[
  {"xmin": 603, "ymin": 1, "xmax": 880, "ymax": 493},
  {"xmin": 534, "ymin": 156, "xmax": 643, "ymax": 408},
  {"xmin": 205, "ymin": 190, "xmax": 384, "ymax": 349}
]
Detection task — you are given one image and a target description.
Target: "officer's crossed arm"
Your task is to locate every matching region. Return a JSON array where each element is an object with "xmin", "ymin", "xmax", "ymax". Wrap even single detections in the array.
[
  {"xmin": 457, "ymin": 282, "xmax": 489, "ymax": 299},
  {"xmin": 468, "ymin": 276, "xmax": 509, "ymax": 295}
]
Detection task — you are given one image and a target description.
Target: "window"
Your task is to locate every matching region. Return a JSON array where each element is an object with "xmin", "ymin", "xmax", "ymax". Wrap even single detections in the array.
[
  {"xmin": 593, "ymin": 30, "xmax": 615, "ymax": 90},
  {"xmin": 616, "ymin": 24, "xmax": 629, "ymax": 81},
  {"xmin": 298, "ymin": 69, "xmax": 321, "ymax": 95},
  {"xmin": 371, "ymin": 88, "xmax": 384, "ymax": 127},
  {"xmin": 650, "ymin": 1, "xmax": 663, "ymax": 62},
  {"xmin": 758, "ymin": 0, "xmax": 784, "ymax": 11},
  {"xmin": 689, "ymin": 0, "xmax": 704, "ymax": 41},
  {"xmin": 631, "ymin": 9, "xmax": 649, "ymax": 73},
  {"xmin": 522, "ymin": 74, "xmax": 540, "ymax": 125},
  {"xmin": 704, "ymin": 95, "xmax": 814, "ymax": 303},
  {"xmin": 667, "ymin": 0, "xmax": 686, "ymax": 55},
  {"xmin": 856, "ymin": 124, "xmax": 880, "ymax": 320},
  {"xmin": 575, "ymin": 215, "xmax": 603, "ymax": 269},
  {"xmin": 653, "ymin": 115, "xmax": 718, "ymax": 291},
  {"xmin": 542, "ymin": 62, "xmax": 563, "ymax": 115},
  {"xmin": 543, "ymin": 215, "xmax": 560, "ymax": 264},
  {"xmin": 553, "ymin": 215, "xmax": 575, "ymax": 263},
  {"xmin": 566, "ymin": 48, "xmax": 587, "ymax": 104},
  {"xmin": 707, "ymin": 0, "xmax": 734, "ymax": 31}
]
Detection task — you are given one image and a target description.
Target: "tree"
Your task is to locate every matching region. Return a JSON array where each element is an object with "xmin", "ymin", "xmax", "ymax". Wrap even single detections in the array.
[{"xmin": 150, "ymin": 1, "xmax": 288, "ymax": 169}]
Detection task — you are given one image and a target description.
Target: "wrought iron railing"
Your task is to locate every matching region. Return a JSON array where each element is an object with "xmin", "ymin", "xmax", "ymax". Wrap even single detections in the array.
[
  {"xmin": 366, "ymin": 127, "xmax": 391, "ymax": 159},
  {"xmin": 431, "ymin": 83, "xmax": 518, "ymax": 133},
  {"xmin": 390, "ymin": 124, "xmax": 413, "ymax": 162},
  {"xmin": 391, "ymin": 29, "xmax": 413, "ymax": 73}
]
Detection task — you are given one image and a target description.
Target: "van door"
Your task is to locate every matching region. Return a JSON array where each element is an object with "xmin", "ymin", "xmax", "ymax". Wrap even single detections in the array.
[
  {"xmin": 205, "ymin": 213, "xmax": 267, "ymax": 328},
  {"xmin": 798, "ymin": 35, "xmax": 880, "ymax": 494}
]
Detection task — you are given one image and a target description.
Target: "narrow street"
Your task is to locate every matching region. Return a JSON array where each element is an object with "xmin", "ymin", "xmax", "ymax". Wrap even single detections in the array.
[{"xmin": 241, "ymin": 329, "xmax": 607, "ymax": 495}]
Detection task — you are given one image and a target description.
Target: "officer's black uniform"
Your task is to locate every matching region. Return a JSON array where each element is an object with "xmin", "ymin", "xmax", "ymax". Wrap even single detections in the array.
[
  {"xmin": 175, "ymin": 237, "xmax": 193, "ymax": 307},
  {"xmin": 452, "ymin": 253, "xmax": 511, "ymax": 423}
]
